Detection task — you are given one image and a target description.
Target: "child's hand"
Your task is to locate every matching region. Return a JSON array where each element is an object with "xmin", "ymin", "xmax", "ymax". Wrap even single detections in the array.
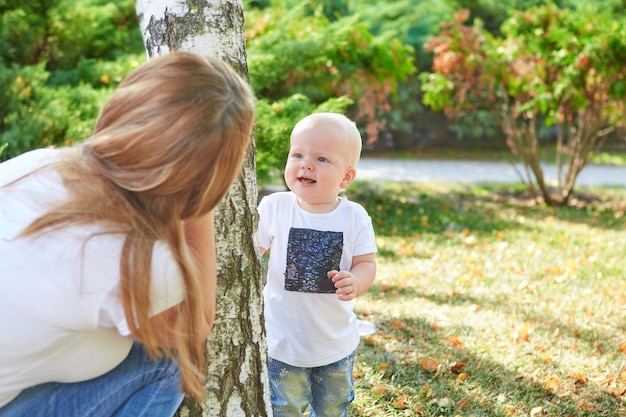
[{"xmin": 328, "ymin": 270, "xmax": 357, "ymax": 301}]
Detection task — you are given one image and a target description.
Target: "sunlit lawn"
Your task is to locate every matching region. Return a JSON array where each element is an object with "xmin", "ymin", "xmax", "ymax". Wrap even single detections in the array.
[{"xmin": 347, "ymin": 180, "xmax": 626, "ymax": 417}]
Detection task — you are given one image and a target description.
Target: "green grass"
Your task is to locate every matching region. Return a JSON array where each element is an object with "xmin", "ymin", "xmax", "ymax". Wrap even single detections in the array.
[
  {"xmin": 590, "ymin": 151, "xmax": 626, "ymax": 167},
  {"xmin": 346, "ymin": 180, "xmax": 626, "ymax": 417}
]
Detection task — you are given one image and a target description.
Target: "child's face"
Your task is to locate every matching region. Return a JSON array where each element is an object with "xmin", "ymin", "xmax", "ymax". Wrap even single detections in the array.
[{"xmin": 284, "ymin": 124, "xmax": 355, "ymax": 212}]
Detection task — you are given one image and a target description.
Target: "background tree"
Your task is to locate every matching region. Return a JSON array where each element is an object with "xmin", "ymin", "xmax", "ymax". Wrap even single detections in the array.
[
  {"xmin": 421, "ymin": 5, "xmax": 626, "ymax": 205},
  {"xmin": 244, "ymin": 0, "xmax": 415, "ymax": 182},
  {"xmin": 3, "ymin": 0, "xmax": 625, "ymax": 181},
  {"xmin": 245, "ymin": 0, "xmax": 626, "ymax": 181},
  {"xmin": 136, "ymin": 0, "xmax": 270, "ymax": 416}
]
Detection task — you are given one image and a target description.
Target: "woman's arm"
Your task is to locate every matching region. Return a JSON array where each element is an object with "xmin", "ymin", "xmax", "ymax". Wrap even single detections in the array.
[
  {"xmin": 148, "ymin": 211, "xmax": 217, "ymax": 347},
  {"xmin": 183, "ymin": 210, "xmax": 217, "ymax": 340}
]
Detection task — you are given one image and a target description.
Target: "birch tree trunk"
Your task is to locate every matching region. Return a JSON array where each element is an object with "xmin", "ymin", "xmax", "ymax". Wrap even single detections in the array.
[{"xmin": 135, "ymin": 1, "xmax": 270, "ymax": 416}]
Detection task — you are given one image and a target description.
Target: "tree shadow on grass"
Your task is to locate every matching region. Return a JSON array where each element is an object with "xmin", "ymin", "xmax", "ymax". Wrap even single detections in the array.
[
  {"xmin": 350, "ymin": 180, "xmax": 626, "ymax": 238},
  {"xmin": 422, "ymin": 289, "xmax": 624, "ymax": 363},
  {"xmin": 367, "ymin": 283, "xmax": 624, "ymax": 359},
  {"xmin": 353, "ymin": 284, "xmax": 625, "ymax": 416},
  {"xmin": 475, "ymin": 188, "xmax": 625, "ymax": 232},
  {"xmin": 445, "ymin": 183, "xmax": 626, "ymax": 232},
  {"xmin": 354, "ymin": 321, "xmax": 613, "ymax": 416},
  {"xmin": 349, "ymin": 182, "xmax": 533, "ymax": 239},
  {"xmin": 354, "ymin": 322, "xmax": 624, "ymax": 416}
]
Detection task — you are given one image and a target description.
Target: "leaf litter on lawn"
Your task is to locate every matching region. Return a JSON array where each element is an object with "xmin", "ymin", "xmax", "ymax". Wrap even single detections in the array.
[{"xmin": 348, "ymin": 180, "xmax": 626, "ymax": 416}]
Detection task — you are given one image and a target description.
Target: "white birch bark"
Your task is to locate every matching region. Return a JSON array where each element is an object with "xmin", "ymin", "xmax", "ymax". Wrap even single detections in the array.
[{"xmin": 135, "ymin": 1, "xmax": 270, "ymax": 416}]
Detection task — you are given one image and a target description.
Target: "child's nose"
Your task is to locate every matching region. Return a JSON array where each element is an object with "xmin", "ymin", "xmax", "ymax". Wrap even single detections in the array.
[{"xmin": 300, "ymin": 158, "xmax": 313, "ymax": 170}]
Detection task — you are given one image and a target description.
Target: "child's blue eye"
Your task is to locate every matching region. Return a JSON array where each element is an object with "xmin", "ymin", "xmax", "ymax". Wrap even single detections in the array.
[{"xmin": 318, "ymin": 157, "xmax": 328, "ymax": 163}]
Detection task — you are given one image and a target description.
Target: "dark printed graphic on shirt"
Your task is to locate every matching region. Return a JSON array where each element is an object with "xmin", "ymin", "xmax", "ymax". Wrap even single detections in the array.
[{"xmin": 284, "ymin": 227, "xmax": 343, "ymax": 293}]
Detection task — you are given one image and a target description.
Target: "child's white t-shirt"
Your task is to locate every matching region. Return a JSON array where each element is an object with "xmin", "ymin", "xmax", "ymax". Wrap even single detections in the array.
[
  {"xmin": 258, "ymin": 191, "xmax": 377, "ymax": 367},
  {"xmin": 0, "ymin": 149, "xmax": 184, "ymax": 407}
]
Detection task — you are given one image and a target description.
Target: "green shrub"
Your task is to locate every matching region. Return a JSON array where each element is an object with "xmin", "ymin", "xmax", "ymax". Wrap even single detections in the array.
[
  {"xmin": 0, "ymin": 0, "xmax": 144, "ymax": 161},
  {"xmin": 0, "ymin": 54, "xmax": 144, "ymax": 159},
  {"xmin": 246, "ymin": 0, "xmax": 414, "ymax": 182}
]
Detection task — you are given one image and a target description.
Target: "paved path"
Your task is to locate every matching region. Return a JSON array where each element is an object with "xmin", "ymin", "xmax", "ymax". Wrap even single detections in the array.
[{"xmin": 356, "ymin": 158, "xmax": 626, "ymax": 186}]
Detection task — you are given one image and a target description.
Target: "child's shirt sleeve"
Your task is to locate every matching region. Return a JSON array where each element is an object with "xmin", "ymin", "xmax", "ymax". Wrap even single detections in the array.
[
  {"xmin": 352, "ymin": 203, "xmax": 377, "ymax": 257},
  {"xmin": 354, "ymin": 218, "xmax": 377, "ymax": 257},
  {"xmin": 257, "ymin": 195, "xmax": 271, "ymax": 250}
]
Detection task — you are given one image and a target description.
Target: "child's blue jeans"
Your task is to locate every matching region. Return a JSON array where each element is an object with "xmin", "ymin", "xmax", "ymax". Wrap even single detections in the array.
[
  {"xmin": 268, "ymin": 351, "xmax": 356, "ymax": 417},
  {"xmin": 0, "ymin": 341, "xmax": 184, "ymax": 417}
]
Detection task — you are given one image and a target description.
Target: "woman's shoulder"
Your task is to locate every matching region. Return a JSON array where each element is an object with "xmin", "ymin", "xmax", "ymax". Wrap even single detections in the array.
[{"xmin": 0, "ymin": 148, "xmax": 62, "ymax": 187}]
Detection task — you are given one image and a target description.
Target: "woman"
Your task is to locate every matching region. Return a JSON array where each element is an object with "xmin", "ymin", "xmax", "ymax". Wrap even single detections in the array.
[{"xmin": 0, "ymin": 52, "xmax": 255, "ymax": 416}]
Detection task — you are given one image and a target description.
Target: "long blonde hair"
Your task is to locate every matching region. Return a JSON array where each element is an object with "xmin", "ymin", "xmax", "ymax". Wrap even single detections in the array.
[{"xmin": 20, "ymin": 52, "xmax": 255, "ymax": 400}]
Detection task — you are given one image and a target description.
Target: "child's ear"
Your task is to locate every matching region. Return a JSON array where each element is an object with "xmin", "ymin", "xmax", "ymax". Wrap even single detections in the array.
[{"xmin": 341, "ymin": 167, "xmax": 357, "ymax": 188}]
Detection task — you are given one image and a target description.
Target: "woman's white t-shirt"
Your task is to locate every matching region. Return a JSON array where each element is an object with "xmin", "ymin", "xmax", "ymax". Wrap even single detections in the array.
[
  {"xmin": 258, "ymin": 191, "xmax": 377, "ymax": 368},
  {"xmin": 0, "ymin": 149, "xmax": 184, "ymax": 407}
]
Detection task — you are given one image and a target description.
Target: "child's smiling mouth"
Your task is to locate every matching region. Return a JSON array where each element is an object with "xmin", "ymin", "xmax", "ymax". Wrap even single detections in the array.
[{"xmin": 298, "ymin": 177, "xmax": 316, "ymax": 184}]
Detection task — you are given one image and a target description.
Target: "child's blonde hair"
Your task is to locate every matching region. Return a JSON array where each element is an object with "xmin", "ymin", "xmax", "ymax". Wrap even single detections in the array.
[
  {"xmin": 20, "ymin": 52, "xmax": 255, "ymax": 401},
  {"xmin": 291, "ymin": 112, "xmax": 362, "ymax": 168}
]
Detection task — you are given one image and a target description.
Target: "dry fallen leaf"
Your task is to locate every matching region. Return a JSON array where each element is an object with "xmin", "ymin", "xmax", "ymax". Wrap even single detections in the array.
[
  {"xmin": 541, "ymin": 353, "xmax": 552, "ymax": 363},
  {"xmin": 572, "ymin": 371, "xmax": 588, "ymax": 384},
  {"xmin": 390, "ymin": 319, "xmax": 404, "ymax": 330},
  {"xmin": 391, "ymin": 394, "xmax": 409, "ymax": 409},
  {"xmin": 455, "ymin": 397, "xmax": 469, "ymax": 410},
  {"xmin": 450, "ymin": 362, "xmax": 466, "ymax": 374},
  {"xmin": 589, "ymin": 372, "xmax": 615, "ymax": 386},
  {"xmin": 448, "ymin": 335, "xmax": 464, "ymax": 349},
  {"xmin": 456, "ymin": 372, "xmax": 468, "ymax": 382},
  {"xmin": 542, "ymin": 376, "xmax": 560, "ymax": 389},
  {"xmin": 514, "ymin": 322, "xmax": 531, "ymax": 343},
  {"xmin": 576, "ymin": 399, "xmax": 595, "ymax": 411},
  {"xmin": 420, "ymin": 358, "xmax": 441, "ymax": 372}
]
